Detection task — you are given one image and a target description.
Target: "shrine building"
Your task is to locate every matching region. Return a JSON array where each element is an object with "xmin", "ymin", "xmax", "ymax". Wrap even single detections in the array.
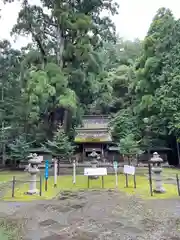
[{"xmin": 74, "ymin": 115, "xmax": 113, "ymax": 161}]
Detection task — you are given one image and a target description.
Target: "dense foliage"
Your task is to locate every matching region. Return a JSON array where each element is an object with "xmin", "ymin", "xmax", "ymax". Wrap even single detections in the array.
[
  {"xmin": 119, "ymin": 134, "xmax": 143, "ymax": 161},
  {"xmin": 45, "ymin": 125, "xmax": 74, "ymax": 161},
  {"xmin": 0, "ymin": 3, "xmax": 179, "ymax": 164},
  {"xmin": 8, "ymin": 136, "xmax": 31, "ymax": 166}
]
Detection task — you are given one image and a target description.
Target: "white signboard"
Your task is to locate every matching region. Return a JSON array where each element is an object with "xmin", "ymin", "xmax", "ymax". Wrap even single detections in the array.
[
  {"xmin": 84, "ymin": 168, "xmax": 107, "ymax": 176},
  {"xmin": 123, "ymin": 165, "xmax": 135, "ymax": 175}
]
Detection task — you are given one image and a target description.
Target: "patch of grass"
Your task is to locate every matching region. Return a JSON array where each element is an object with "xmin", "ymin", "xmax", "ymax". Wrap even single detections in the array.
[
  {"xmin": 53, "ymin": 175, "xmax": 179, "ymax": 199},
  {"xmin": 0, "ymin": 218, "xmax": 24, "ymax": 240},
  {"xmin": 3, "ymin": 178, "xmax": 59, "ymax": 201},
  {"xmin": 0, "ymin": 229, "xmax": 9, "ymax": 240},
  {"xmin": 3, "ymin": 174, "xmax": 180, "ymax": 201},
  {"xmin": 0, "ymin": 171, "xmax": 27, "ymax": 183}
]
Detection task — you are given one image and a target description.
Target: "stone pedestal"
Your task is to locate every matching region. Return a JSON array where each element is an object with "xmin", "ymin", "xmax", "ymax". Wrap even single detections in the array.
[
  {"xmin": 27, "ymin": 168, "xmax": 39, "ymax": 194},
  {"xmin": 152, "ymin": 167, "xmax": 165, "ymax": 193},
  {"xmin": 89, "ymin": 150, "xmax": 99, "ymax": 179},
  {"xmin": 90, "ymin": 159, "xmax": 99, "ymax": 179},
  {"xmin": 91, "ymin": 159, "xmax": 98, "ymax": 168}
]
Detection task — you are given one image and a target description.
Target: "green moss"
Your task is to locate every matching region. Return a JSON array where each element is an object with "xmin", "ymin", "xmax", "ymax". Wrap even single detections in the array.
[
  {"xmin": 0, "ymin": 218, "xmax": 23, "ymax": 240},
  {"xmin": 0, "ymin": 229, "xmax": 9, "ymax": 240},
  {"xmin": 3, "ymin": 174, "xmax": 180, "ymax": 201}
]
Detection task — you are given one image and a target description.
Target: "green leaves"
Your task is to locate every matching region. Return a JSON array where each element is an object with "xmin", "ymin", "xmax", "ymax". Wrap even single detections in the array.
[
  {"xmin": 26, "ymin": 63, "xmax": 77, "ymax": 122},
  {"xmin": 45, "ymin": 126, "xmax": 74, "ymax": 160},
  {"xmin": 119, "ymin": 134, "xmax": 143, "ymax": 157},
  {"xmin": 8, "ymin": 135, "xmax": 31, "ymax": 163},
  {"xmin": 58, "ymin": 89, "xmax": 77, "ymax": 111},
  {"xmin": 131, "ymin": 7, "xmax": 179, "ymax": 141},
  {"xmin": 111, "ymin": 108, "xmax": 141, "ymax": 141}
]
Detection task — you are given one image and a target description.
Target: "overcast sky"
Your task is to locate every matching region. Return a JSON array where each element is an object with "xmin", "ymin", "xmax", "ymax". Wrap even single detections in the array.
[{"xmin": 0, "ymin": 0, "xmax": 180, "ymax": 49}]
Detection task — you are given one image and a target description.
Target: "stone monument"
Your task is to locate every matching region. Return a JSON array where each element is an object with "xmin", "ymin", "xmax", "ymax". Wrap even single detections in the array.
[
  {"xmin": 150, "ymin": 152, "xmax": 165, "ymax": 193},
  {"xmin": 26, "ymin": 153, "xmax": 42, "ymax": 195}
]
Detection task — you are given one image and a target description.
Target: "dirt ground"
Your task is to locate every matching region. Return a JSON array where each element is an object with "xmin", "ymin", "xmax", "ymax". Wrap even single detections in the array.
[{"xmin": 0, "ymin": 190, "xmax": 180, "ymax": 240}]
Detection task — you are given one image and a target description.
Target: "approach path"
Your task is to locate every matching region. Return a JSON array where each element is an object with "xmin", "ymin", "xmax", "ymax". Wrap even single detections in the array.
[{"xmin": 0, "ymin": 190, "xmax": 180, "ymax": 239}]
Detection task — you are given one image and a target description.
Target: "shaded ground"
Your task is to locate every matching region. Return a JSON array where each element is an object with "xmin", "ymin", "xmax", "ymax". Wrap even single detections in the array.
[{"xmin": 0, "ymin": 190, "xmax": 180, "ymax": 239}]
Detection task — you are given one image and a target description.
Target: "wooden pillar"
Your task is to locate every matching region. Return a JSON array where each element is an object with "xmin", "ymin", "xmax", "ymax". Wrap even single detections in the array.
[
  {"xmin": 82, "ymin": 144, "xmax": 85, "ymax": 162},
  {"xmin": 101, "ymin": 144, "xmax": 105, "ymax": 162}
]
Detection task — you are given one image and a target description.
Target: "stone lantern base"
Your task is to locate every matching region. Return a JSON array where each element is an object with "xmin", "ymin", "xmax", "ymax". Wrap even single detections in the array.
[
  {"xmin": 26, "ymin": 172, "xmax": 39, "ymax": 195},
  {"xmin": 90, "ymin": 159, "xmax": 99, "ymax": 179},
  {"xmin": 153, "ymin": 189, "xmax": 165, "ymax": 193},
  {"xmin": 152, "ymin": 167, "xmax": 165, "ymax": 193},
  {"xmin": 26, "ymin": 190, "xmax": 39, "ymax": 195},
  {"xmin": 27, "ymin": 173, "xmax": 39, "ymax": 195}
]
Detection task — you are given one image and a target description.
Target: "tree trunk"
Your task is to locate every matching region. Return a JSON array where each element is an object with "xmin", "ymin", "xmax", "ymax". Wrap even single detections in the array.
[
  {"xmin": 56, "ymin": 24, "xmax": 64, "ymax": 68},
  {"xmin": 63, "ymin": 110, "xmax": 68, "ymax": 133},
  {"xmin": 176, "ymin": 136, "xmax": 180, "ymax": 165},
  {"xmin": 128, "ymin": 156, "xmax": 130, "ymax": 165},
  {"xmin": 57, "ymin": 159, "xmax": 60, "ymax": 176},
  {"xmin": 1, "ymin": 87, "xmax": 5, "ymax": 166}
]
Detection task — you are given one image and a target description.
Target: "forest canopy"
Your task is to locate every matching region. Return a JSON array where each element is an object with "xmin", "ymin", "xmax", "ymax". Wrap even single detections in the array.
[{"xmin": 0, "ymin": 3, "xmax": 179, "ymax": 164}]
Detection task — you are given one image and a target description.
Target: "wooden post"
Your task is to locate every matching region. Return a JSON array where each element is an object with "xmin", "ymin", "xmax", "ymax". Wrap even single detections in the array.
[
  {"xmin": 148, "ymin": 163, "xmax": 153, "ymax": 196},
  {"xmin": 12, "ymin": 176, "xmax": 15, "ymax": 198},
  {"xmin": 87, "ymin": 177, "xmax": 90, "ymax": 188},
  {"xmin": 57, "ymin": 159, "xmax": 60, "ymax": 176},
  {"xmin": 54, "ymin": 159, "xmax": 57, "ymax": 187},
  {"xmin": 102, "ymin": 176, "xmax": 104, "ymax": 188},
  {"xmin": 125, "ymin": 174, "xmax": 128, "ymax": 187},
  {"xmin": 39, "ymin": 175, "xmax": 42, "ymax": 196},
  {"xmin": 45, "ymin": 178, "xmax": 48, "ymax": 191},
  {"xmin": 73, "ymin": 160, "xmax": 76, "ymax": 184},
  {"xmin": 115, "ymin": 169, "xmax": 118, "ymax": 188},
  {"xmin": 128, "ymin": 156, "xmax": 130, "ymax": 165},
  {"xmin": 133, "ymin": 174, "xmax": 136, "ymax": 189},
  {"xmin": 82, "ymin": 144, "xmax": 85, "ymax": 162},
  {"xmin": 176, "ymin": 174, "xmax": 180, "ymax": 196}
]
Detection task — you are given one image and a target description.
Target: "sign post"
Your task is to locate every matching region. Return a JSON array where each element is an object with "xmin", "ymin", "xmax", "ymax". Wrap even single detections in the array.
[
  {"xmin": 113, "ymin": 161, "xmax": 118, "ymax": 187},
  {"xmin": 44, "ymin": 160, "xmax": 49, "ymax": 191},
  {"xmin": 73, "ymin": 160, "xmax": 76, "ymax": 184},
  {"xmin": 148, "ymin": 163, "xmax": 153, "ymax": 196},
  {"xmin": 54, "ymin": 159, "xmax": 57, "ymax": 188}
]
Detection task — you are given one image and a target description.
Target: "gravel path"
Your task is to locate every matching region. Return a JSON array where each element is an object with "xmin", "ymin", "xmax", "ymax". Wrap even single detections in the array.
[{"xmin": 0, "ymin": 190, "xmax": 180, "ymax": 240}]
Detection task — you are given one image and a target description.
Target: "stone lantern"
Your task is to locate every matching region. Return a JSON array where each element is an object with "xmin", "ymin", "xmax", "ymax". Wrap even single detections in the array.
[
  {"xmin": 89, "ymin": 149, "xmax": 99, "ymax": 179},
  {"xmin": 89, "ymin": 149, "xmax": 99, "ymax": 167},
  {"xmin": 26, "ymin": 153, "xmax": 42, "ymax": 195},
  {"xmin": 149, "ymin": 152, "xmax": 165, "ymax": 193}
]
